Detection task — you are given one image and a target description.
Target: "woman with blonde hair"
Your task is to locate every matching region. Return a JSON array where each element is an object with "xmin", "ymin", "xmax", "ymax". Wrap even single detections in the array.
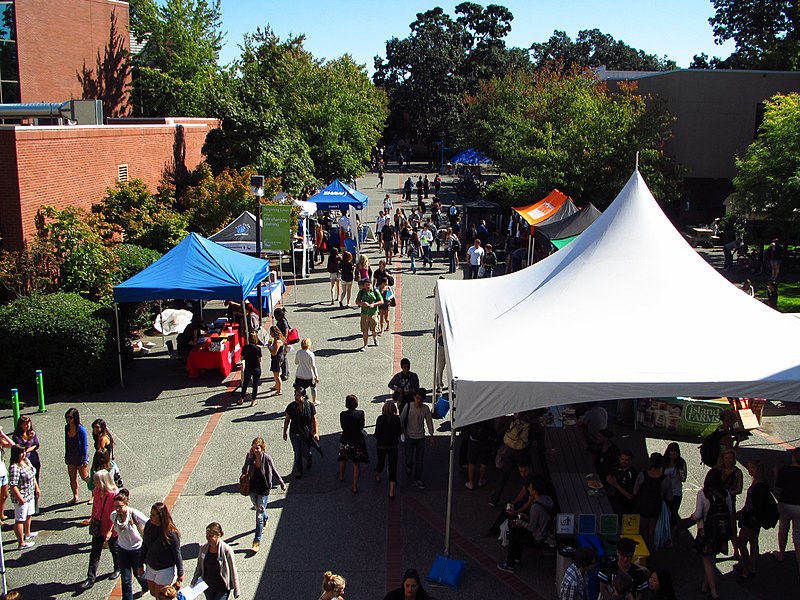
[
  {"xmin": 319, "ymin": 570, "xmax": 346, "ymax": 600},
  {"xmin": 294, "ymin": 338, "xmax": 320, "ymax": 406},
  {"xmin": 356, "ymin": 254, "xmax": 371, "ymax": 289},
  {"xmin": 192, "ymin": 522, "xmax": 241, "ymax": 599},
  {"xmin": 139, "ymin": 502, "xmax": 183, "ymax": 598},
  {"xmin": 267, "ymin": 326, "xmax": 286, "ymax": 396},
  {"xmin": 81, "ymin": 470, "xmax": 119, "ymax": 589},
  {"xmin": 242, "ymin": 438, "xmax": 285, "ymax": 553}
]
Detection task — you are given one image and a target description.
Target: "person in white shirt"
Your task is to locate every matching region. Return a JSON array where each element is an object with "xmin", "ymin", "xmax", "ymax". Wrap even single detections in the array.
[
  {"xmin": 383, "ymin": 194, "xmax": 393, "ymax": 213},
  {"xmin": 419, "ymin": 225, "xmax": 434, "ymax": 268},
  {"xmin": 376, "ymin": 212, "xmax": 386, "ymax": 237},
  {"xmin": 294, "ymin": 338, "xmax": 320, "ymax": 405},
  {"xmin": 467, "ymin": 239, "xmax": 485, "ymax": 279},
  {"xmin": 110, "ymin": 489, "xmax": 148, "ymax": 600}
]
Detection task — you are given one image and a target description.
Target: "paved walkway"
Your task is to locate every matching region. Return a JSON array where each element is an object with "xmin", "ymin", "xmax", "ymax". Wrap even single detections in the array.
[{"xmin": 4, "ymin": 167, "xmax": 800, "ymax": 600}]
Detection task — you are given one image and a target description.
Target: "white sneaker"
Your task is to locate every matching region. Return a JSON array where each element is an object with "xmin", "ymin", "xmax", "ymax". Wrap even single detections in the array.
[
  {"xmin": 25, "ymin": 532, "xmax": 38, "ymax": 539},
  {"xmin": 465, "ymin": 481, "xmax": 474, "ymax": 490},
  {"xmin": 360, "ymin": 345, "xmax": 367, "ymax": 352}
]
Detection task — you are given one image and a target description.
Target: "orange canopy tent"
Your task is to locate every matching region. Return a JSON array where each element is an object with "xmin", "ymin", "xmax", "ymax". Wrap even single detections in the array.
[{"xmin": 513, "ymin": 189, "xmax": 575, "ymax": 226}]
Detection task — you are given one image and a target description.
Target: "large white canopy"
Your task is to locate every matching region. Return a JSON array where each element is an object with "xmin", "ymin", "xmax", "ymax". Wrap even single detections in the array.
[{"xmin": 436, "ymin": 171, "xmax": 800, "ymax": 428}]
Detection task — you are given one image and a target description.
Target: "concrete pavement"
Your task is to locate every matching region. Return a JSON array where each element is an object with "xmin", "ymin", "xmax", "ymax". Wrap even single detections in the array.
[{"xmin": 3, "ymin": 166, "xmax": 800, "ymax": 600}]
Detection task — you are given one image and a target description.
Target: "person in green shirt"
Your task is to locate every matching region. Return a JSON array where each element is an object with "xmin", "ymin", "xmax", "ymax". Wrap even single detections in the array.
[{"xmin": 356, "ymin": 278, "xmax": 383, "ymax": 351}]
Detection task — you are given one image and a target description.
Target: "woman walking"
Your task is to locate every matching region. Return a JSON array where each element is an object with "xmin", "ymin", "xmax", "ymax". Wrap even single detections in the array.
[
  {"xmin": 8, "ymin": 444, "xmax": 39, "ymax": 550},
  {"xmin": 736, "ymin": 459, "xmax": 773, "ymax": 581},
  {"xmin": 407, "ymin": 231, "xmax": 421, "ymax": 274},
  {"xmin": 374, "ymin": 401, "xmax": 402, "ymax": 500},
  {"xmin": 338, "ymin": 395, "xmax": 369, "ymax": 494},
  {"xmin": 377, "ymin": 278, "xmax": 394, "ymax": 335},
  {"xmin": 0, "ymin": 425, "xmax": 14, "ymax": 526},
  {"xmin": 240, "ymin": 332, "xmax": 262, "ymax": 407},
  {"xmin": 64, "ymin": 407, "xmax": 89, "ymax": 505},
  {"xmin": 663, "ymin": 442, "xmax": 687, "ymax": 542},
  {"xmin": 192, "ymin": 522, "xmax": 241, "ymax": 600},
  {"xmin": 692, "ymin": 468, "xmax": 734, "ymax": 600},
  {"xmin": 773, "ymin": 447, "xmax": 800, "ymax": 575},
  {"xmin": 242, "ymin": 437, "xmax": 285, "ymax": 553},
  {"xmin": 326, "ymin": 248, "xmax": 341, "ymax": 305},
  {"xmin": 139, "ymin": 502, "xmax": 183, "ymax": 598},
  {"xmin": 339, "ymin": 251, "xmax": 355, "ymax": 307},
  {"xmin": 294, "ymin": 338, "xmax": 320, "ymax": 406},
  {"xmin": 12, "ymin": 417, "xmax": 40, "ymax": 516},
  {"xmin": 382, "ymin": 568, "xmax": 433, "ymax": 600},
  {"xmin": 717, "ymin": 448, "xmax": 743, "ymax": 556},
  {"xmin": 356, "ymin": 254, "xmax": 371, "ymax": 285},
  {"xmin": 81, "ymin": 470, "xmax": 120, "ymax": 589},
  {"xmin": 110, "ymin": 489, "xmax": 148, "ymax": 600},
  {"xmin": 92, "ymin": 418, "xmax": 115, "ymax": 458},
  {"xmin": 267, "ymin": 326, "xmax": 286, "ymax": 397}
]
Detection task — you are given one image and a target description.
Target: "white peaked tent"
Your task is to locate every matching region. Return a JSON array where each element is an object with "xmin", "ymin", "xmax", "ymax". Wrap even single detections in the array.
[{"xmin": 436, "ymin": 171, "xmax": 800, "ymax": 429}]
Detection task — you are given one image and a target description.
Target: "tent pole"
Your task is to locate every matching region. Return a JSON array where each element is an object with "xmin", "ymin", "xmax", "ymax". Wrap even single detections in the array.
[
  {"xmin": 115, "ymin": 303, "xmax": 124, "ymax": 388},
  {"xmin": 158, "ymin": 300, "xmax": 165, "ymax": 348},
  {"xmin": 443, "ymin": 382, "xmax": 455, "ymax": 557},
  {"xmin": 432, "ymin": 315, "xmax": 439, "ymax": 394}
]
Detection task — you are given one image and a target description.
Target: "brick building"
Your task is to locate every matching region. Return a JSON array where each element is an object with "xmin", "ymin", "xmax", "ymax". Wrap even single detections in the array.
[{"xmin": 0, "ymin": 0, "xmax": 219, "ymax": 250}]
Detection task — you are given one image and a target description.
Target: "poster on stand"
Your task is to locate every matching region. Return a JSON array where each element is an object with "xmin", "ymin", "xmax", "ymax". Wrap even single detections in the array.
[
  {"xmin": 634, "ymin": 397, "xmax": 730, "ymax": 437},
  {"xmin": 261, "ymin": 204, "xmax": 292, "ymax": 252}
]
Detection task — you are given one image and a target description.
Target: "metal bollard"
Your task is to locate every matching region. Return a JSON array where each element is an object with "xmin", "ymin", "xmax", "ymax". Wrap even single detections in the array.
[
  {"xmin": 11, "ymin": 389, "xmax": 20, "ymax": 428},
  {"xmin": 36, "ymin": 369, "xmax": 46, "ymax": 413}
]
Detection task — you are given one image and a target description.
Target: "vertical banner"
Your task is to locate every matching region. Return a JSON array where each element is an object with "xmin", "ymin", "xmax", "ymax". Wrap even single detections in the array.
[{"xmin": 261, "ymin": 204, "xmax": 292, "ymax": 252}]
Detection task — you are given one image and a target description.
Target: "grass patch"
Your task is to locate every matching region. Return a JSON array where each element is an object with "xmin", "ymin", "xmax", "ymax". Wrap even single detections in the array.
[{"xmin": 778, "ymin": 280, "xmax": 800, "ymax": 312}]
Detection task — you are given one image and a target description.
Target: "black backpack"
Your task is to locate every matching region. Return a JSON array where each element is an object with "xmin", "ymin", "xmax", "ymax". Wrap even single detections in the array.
[
  {"xmin": 704, "ymin": 489, "xmax": 732, "ymax": 543},
  {"xmin": 754, "ymin": 481, "xmax": 780, "ymax": 529},
  {"xmin": 699, "ymin": 429, "xmax": 723, "ymax": 467},
  {"xmin": 635, "ymin": 474, "xmax": 665, "ymax": 518}
]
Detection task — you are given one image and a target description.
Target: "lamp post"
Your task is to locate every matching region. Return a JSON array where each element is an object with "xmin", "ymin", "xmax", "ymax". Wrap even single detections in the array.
[{"xmin": 251, "ymin": 176, "xmax": 265, "ymax": 329}]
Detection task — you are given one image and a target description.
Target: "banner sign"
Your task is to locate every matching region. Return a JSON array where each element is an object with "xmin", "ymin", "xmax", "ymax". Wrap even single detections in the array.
[{"xmin": 260, "ymin": 204, "xmax": 292, "ymax": 252}]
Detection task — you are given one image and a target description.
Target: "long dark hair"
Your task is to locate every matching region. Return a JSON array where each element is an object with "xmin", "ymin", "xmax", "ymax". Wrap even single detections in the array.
[
  {"xmin": 400, "ymin": 568, "xmax": 432, "ymax": 600},
  {"xmin": 651, "ymin": 568, "xmax": 676, "ymax": 600},
  {"xmin": 664, "ymin": 442, "xmax": 685, "ymax": 469},
  {"xmin": 64, "ymin": 407, "xmax": 81, "ymax": 431},
  {"xmin": 92, "ymin": 418, "xmax": 114, "ymax": 453},
  {"xmin": 150, "ymin": 502, "xmax": 179, "ymax": 545},
  {"xmin": 14, "ymin": 415, "xmax": 32, "ymax": 438}
]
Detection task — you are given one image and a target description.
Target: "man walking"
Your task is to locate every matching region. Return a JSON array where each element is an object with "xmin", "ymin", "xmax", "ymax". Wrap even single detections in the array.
[
  {"xmin": 356, "ymin": 278, "xmax": 383, "ymax": 351},
  {"xmin": 419, "ymin": 224, "xmax": 434, "ymax": 268},
  {"xmin": 467, "ymin": 238, "xmax": 485, "ymax": 279},
  {"xmin": 400, "ymin": 387, "xmax": 434, "ymax": 489}
]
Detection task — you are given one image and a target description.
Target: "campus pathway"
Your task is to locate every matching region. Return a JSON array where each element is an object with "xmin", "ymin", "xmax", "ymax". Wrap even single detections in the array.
[{"xmin": 4, "ymin": 167, "xmax": 800, "ymax": 600}]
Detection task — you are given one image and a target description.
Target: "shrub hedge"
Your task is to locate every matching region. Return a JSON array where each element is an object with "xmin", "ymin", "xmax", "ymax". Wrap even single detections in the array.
[{"xmin": 0, "ymin": 293, "xmax": 117, "ymax": 394}]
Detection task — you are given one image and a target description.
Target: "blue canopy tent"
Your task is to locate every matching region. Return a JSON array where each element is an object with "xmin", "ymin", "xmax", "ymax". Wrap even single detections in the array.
[
  {"xmin": 306, "ymin": 179, "xmax": 368, "ymax": 211},
  {"xmin": 113, "ymin": 233, "xmax": 271, "ymax": 385},
  {"xmin": 449, "ymin": 149, "xmax": 493, "ymax": 165}
]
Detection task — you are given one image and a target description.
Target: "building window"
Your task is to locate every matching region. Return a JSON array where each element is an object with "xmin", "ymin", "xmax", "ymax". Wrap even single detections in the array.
[
  {"xmin": 0, "ymin": 1, "xmax": 19, "ymax": 104},
  {"xmin": 118, "ymin": 164, "xmax": 129, "ymax": 182}
]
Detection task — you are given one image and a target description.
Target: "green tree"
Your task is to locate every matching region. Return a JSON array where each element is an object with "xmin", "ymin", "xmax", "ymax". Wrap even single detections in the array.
[
  {"xmin": 733, "ymin": 93, "xmax": 800, "ymax": 217},
  {"xmin": 374, "ymin": 4, "xmax": 527, "ymax": 149},
  {"xmin": 38, "ymin": 206, "xmax": 117, "ymax": 301},
  {"xmin": 464, "ymin": 69, "xmax": 680, "ymax": 208},
  {"xmin": 530, "ymin": 29, "xmax": 678, "ymax": 72},
  {"xmin": 204, "ymin": 30, "xmax": 386, "ymax": 191},
  {"xmin": 0, "ymin": 238, "xmax": 60, "ymax": 299},
  {"xmin": 129, "ymin": 0, "xmax": 224, "ymax": 116},
  {"xmin": 93, "ymin": 179, "xmax": 188, "ymax": 253},
  {"xmin": 709, "ymin": 0, "xmax": 800, "ymax": 69}
]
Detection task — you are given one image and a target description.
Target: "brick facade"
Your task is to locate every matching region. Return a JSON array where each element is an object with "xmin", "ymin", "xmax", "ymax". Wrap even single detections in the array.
[
  {"xmin": 0, "ymin": 118, "xmax": 218, "ymax": 250},
  {"xmin": 15, "ymin": 0, "xmax": 131, "ymax": 115}
]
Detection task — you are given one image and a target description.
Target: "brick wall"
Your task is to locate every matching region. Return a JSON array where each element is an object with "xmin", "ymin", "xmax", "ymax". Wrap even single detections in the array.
[
  {"xmin": 15, "ymin": 0, "xmax": 131, "ymax": 115},
  {"xmin": 0, "ymin": 118, "xmax": 218, "ymax": 250}
]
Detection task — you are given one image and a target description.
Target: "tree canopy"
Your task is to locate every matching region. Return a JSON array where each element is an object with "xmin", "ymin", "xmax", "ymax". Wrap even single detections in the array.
[
  {"xmin": 373, "ymin": 3, "xmax": 530, "ymax": 148},
  {"xmin": 204, "ymin": 30, "xmax": 387, "ymax": 193},
  {"xmin": 464, "ymin": 69, "xmax": 680, "ymax": 208},
  {"xmin": 129, "ymin": 0, "xmax": 224, "ymax": 116},
  {"xmin": 733, "ymin": 93, "xmax": 800, "ymax": 218},
  {"xmin": 530, "ymin": 29, "xmax": 678, "ymax": 72}
]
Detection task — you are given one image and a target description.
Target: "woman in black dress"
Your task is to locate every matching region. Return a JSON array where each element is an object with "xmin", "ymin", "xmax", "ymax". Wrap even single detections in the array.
[
  {"xmin": 239, "ymin": 332, "xmax": 262, "ymax": 407},
  {"xmin": 337, "ymin": 395, "xmax": 368, "ymax": 494},
  {"xmin": 267, "ymin": 326, "xmax": 286, "ymax": 396},
  {"xmin": 338, "ymin": 251, "xmax": 355, "ymax": 307}
]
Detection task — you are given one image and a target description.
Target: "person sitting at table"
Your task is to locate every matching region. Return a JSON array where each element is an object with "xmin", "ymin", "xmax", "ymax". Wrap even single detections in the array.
[
  {"xmin": 578, "ymin": 402, "xmax": 608, "ymax": 453},
  {"xmin": 483, "ymin": 460, "xmax": 535, "ymax": 538},
  {"xmin": 594, "ymin": 429, "xmax": 620, "ymax": 484},
  {"xmin": 496, "ymin": 476, "xmax": 555, "ymax": 573},
  {"xmin": 176, "ymin": 318, "xmax": 206, "ymax": 358},
  {"xmin": 606, "ymin": 449, "xmax": 638, "ymax": 518},
  {"xmin": 597, "ymin": 537, "xmax": 649, "ymax": 599}
]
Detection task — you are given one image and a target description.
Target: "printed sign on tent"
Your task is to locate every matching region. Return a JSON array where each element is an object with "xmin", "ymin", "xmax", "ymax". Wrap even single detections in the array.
[{"xmin": 261, "ymin": 204, "xmax": 292, "ymax": 251}]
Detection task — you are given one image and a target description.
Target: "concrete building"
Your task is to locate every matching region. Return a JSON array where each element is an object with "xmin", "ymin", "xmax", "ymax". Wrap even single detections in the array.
[
  {"xmin": 0, "ymin": 0, "xmax": 218, "ymax": 251},
  {"xmin": 598, "ymin": 68, "xmax": 800, "ymax": 223}
]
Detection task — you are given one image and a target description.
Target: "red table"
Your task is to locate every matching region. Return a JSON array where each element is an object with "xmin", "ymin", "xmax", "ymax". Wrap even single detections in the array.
[{"xmin": 186, "ymin": 325, "xmax": 244, "ymax": 378}]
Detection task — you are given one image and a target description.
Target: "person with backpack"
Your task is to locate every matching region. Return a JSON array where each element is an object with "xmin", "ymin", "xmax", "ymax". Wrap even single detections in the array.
[
  {"xmin": 446, "ymin": 229, "xmax": 461, "ymax": 274},
  {"xmin": 773, "ymin": 446, "xmax": 800, "ymax": 576},
  {"xmin": 497, "ymin": 476, "xmax": 554, "ymax": 574},
  {"xmin": 490, "ymin": 413, "xmax": 533, "ymax": 507},
  {"xmin": 736, "ymin": 459, "xmax": 778, "ymax": 582},
  {"xmin": 597, "ymin": 537, "xmax": 649, "ymax": 599},
  {"xmin": 663, "ymin": 442, "xmax": 688, "ymax": 543},
  {"xmin": 633, "ymin": 453, "xmax": 672, "ymax": 554},
  {"xmin": 699, "ymin": 409, "xmax": 740, "ymax": 469},
  {"xmin": 691, "ymin": 468, "xmax": 735, "ymax": 600}
]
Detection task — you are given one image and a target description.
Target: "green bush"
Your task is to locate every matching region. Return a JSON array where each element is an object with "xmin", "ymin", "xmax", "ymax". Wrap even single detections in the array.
[
  {"xmin": 0, "ymin": 293, "xmax": 117, "ymax": 394},
  {"xmin": 112, "ymin": 244, "xmax": 162, "ymax": 332},
  {"xmin": 484, "ymin": 174, "xmax": 544, "ymax": 209}
]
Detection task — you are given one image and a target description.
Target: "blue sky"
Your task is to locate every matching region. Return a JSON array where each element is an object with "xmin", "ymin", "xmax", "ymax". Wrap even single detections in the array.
[{"xmin": 217, "ymin": 0, "xmax": 735, "ymax": 70}]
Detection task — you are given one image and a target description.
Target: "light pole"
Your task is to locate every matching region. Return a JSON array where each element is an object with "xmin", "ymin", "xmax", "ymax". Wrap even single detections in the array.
[{"xmin": 251, "ymin": 175, "xmax": 265, "ymax": 328}]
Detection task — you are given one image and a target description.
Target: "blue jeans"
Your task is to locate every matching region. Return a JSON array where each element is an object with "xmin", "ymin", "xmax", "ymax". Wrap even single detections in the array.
[
  {"xmin": 422, "ymin": 246, "xmax": 432, "ymax": 266},
  {"xmin": 290, "ymin": 432, "xmax": 312, "ymax": 475},
  {"xmin": 410, "ymin": 255, "xmax": 417, "ymax": 272},
  {"xmin": 250, "ymin": 492, "xmax": 270, "ymax": 542},
  {"xmin": 448, "ymin": 251, "xmax": 457, "ymax": 273},
  {"xmin": 404, "ymin": 437, "xmax": 426, "ymax": 482},
  {"xmin": 117, "ymin": 546, "xmax": 146, "ymax": 600}
]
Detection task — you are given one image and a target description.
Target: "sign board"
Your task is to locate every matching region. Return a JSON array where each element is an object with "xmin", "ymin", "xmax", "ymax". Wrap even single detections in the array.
[
  {"xmin": 556, "ymin": 513, "xmax": 575, "ymax": 535},
  {"xmin": 634, "ymin": 397, "xmax": 731, "ymax": 438},
  {"xmin": 260, "ymin": 204, "xmax": 292, "ymax": 252}
]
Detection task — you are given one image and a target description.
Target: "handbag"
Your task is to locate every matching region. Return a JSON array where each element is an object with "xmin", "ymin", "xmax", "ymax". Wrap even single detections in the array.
[
  {"xmin": 286, "ymin": 327, "xmax": 300, "ymax": 345},
  {"xmin": 238, "ymin": 472, "xmax": 250, "ymax": 496},
  {"xmin": 89, "ymin": 517, "xmax": 101, "ymax": 536}
]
